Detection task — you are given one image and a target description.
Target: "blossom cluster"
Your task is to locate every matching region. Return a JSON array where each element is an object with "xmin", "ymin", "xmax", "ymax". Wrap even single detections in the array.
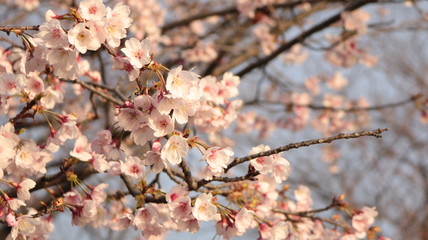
[{"xmin": 0, "ymin": 0, "xmax": 396, "ymax": 239}]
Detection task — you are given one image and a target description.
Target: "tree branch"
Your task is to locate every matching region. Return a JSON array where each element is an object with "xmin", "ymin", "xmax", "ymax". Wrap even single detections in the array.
[
  {"xmin": 226, "ymin": 128, "xmax": 388, "ymax": 171},
  {"xmin": 236, "ymin": 0, "xmax": 376, "ymax": 77}
]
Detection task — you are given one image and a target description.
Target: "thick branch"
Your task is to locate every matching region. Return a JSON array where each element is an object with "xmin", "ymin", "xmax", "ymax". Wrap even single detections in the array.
[{"xmin": 226, "ymin": 128, "xmax": 389, "ymax": 171}]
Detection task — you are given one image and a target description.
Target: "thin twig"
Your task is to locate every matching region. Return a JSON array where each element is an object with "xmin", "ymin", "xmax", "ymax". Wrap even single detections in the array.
[{"xmin": 226, "ymin": 128, "xmax": 389, "ymax": 171}]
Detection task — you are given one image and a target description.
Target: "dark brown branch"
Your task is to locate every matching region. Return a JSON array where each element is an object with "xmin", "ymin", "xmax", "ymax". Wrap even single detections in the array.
[
  {"xmin": 196, "ymin": 171, "xmax": 258, "ymax": 189},
  {"xmin": 179, "ymin": 161, "xmax": 197, "ymax": 190},
  {"xmin": 120, "ymin": 174, "xmax": 141, "ymax": 197},
  {"xmin": 236, "ymin": 0, "xmax": 376, "ymax": 77},
  {"xmin": 226, "ymin": 128, "xmax": 389, "ymax": 171}
]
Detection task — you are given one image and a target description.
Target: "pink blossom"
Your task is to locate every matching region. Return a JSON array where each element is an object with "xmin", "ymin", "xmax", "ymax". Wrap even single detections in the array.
[
  {"xmin": 172, "ymin": 98, "xmax": 200, "ymax": 124},
  {"xmin": 121, "ymin": 38, "xmax": 151, "ymax": 69},
  {"xmin": 235, "ymin": 207, "xmax": 255, "ymax": 234},
  {"xmin": 131, "ymin": 125, "xmax": 156, "ymax": 146},
  {"xmin": 113, "ymin": 56, "xmax": 139, "ymax": 81},
  {"xmin": 192, "ymin": 193, "xmax": 220, "ymax": 222},
  {"xmin": 70, "ymin": 135, "xmax": 93, "ymax": 161},
  {"xmin": 35, "ymin": 19, "xmax": 68, "ymax": 48},
  {"xmin": 0, "ymin": 73, "xmax": 19, "ymax": 95},
  {"xmin": 250, "ymin": 145, "xmax": 274, "ymax": 174},
  {"xmin": 25, "ymin": 73, "xmax": 44, "ymax": 99},
  {"xmin": 78, "ymin": 0, "xmax": 106, "ymax": 21},
  {"xmin": 68, "ymin": 23, "xmax": 101, "ymax": 54},
  {"xmin": 117, "ymin": 107, "xmax": 148, "ymax": 132},
  {"xmin": 16, "ymin": 178, "xmax": 36, "ymax": 201},
  {"xmin": 90, "ymin": 183, "xmax": 107, "ymax": 204},
  {"xmin": 166, "ymin": 66, "xmax": 200, "ymax": 100},
  {"xmin": 120, "ymin": 156, "xmax": 145, "ymax": 179},
  {"xmin": 161, "ymin": 135, "xmax": 189, "ymax": 165},
  {"xmin": 40, "ymin": 86, "xmax": 63, "ymax": 109},
  {"xmin": 166, "ymin": 185, "xmax": 189, "ymax": 203},
  {"xmin": 15, "ymin": 141, "xmax": 40, "ymax": 170},
  {"xmin": 272, "ymin": 155, "xmax": 291, "ymax": 183},
  {"xmin": 203, "ymin": 147, "xmax": 234, "ymax": 173},
  {"xmin": 342, "ymin": 10, "xmax": 370, "ymax": 34},
  {"xmin": 46, "ymin": 47, "xmax": 79, "ymax": 80},
  {"xmin": 91, "ymin": 130, "xmax": 113, "ymax": 155},
  {"xmin": 25, "ymin": 44, "xmax": 49, "ymax": 74},
  {"xmin": 9, "ymin": 215, "xmax": 39, "ymax": 240},
  {"xmin": 182, "ymin": 41, "xmax": 217, "ymax": 63},
  {"xmin": 148, "ymin": 110, "xmax": 174, "ymax": 137},
  {"xmin": 143, "ymin": 150, "xmax": 166, "ymax": 173},
  {"xmin": 220, "ymin": 72, "xmax": 240, "ymax": 99},
  {"xmin": 294, "ymin": 185, "xmax": 313, "ymax": 211},
  {"xmin": 352, "ymin": 206, "xmax": 378, "ymax": 238},
  {"xmin": 105, "ymin": 3, "xmax": 132, "ymax": 47},
  {"xmin": 327, "ymin": 72, "xmax": 348, "ymax": 90}
]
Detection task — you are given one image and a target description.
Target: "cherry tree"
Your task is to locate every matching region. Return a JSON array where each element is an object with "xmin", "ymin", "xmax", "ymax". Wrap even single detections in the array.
[{"xmin": 0, "ymin": 0, "xmax": 426, "ymax": 239}]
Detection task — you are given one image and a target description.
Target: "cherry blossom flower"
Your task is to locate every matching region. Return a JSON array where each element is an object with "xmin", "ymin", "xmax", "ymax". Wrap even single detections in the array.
[
  {"xmin": 171, "ymin": 98, "xmax": 200, "ymax": 124},
  {"xmin": 91, "ymin": 130, "xmax": 113, "ymax": 155},
  {"xmin": 68, "ymin": 23, "xmax": 101, "ymax": 54},
  {"xmin": 40, "ymin": 86, "xmax": 64, "ymax": 109},
  {"xmin": 250, "ymin": 145, "xmax": 274, "ymax": 174},
  {"xmin": 25, "ymin": 45, "xmax": 49, "ymax": 74},
  {"xmin": 182, "ymin": 41, "xmax": 217, "ymax": 63},
  {"xmin": 295, "ymin": 185, "xmax": 313, "ymax": 211},
  {"xmin": 78, "ymin": 0, "xmax": 107, "ymax": 21},
  {"xmin": 161, "ymin": 135, "xmax": 189, "ymax": 165},
  {"xmin": 203, "ymin": 147, "xmax": 234, "ymax": 173},
  {"xmin": 46, "ymin": 47, "xmax": 79, "ymax": 80},
  {"xmin": 113, "ymin": 56, "xmax": 139, "ymax": 81},
  {"xmin": 220, "ymin": 72, "xmax": 240, "ymax": 99},
  {"xmin": 35, "ymin": 19, "xmax": 68, "ymax": 48},
  {"xmin": 272, "ymin": 155, "xmax": 291, "ymax": 183},
  {"xmin": 327, "ymin": 72, "xmax": 348, "ymax": 90},
  {"xmin": 120, "ymin": 156, "xmax": 145, "ymax": 179},
  {"xmin": 25, "ymin": 73, "xmax": 44, "ymax": 99},
  {"xmin": 0, "ymin": 73, "xmax": 20, "ymax": 95},
  {"xmin": 0, "ymin": 135, "xmax": 17, "ymax": 170},
  {"xmin": 235, "ymin": 207, "xmax": 255, "ymax": 234},
  {"xmin": 166, "ymin": 66, "xmax": 200, "ymax": 100},
  {"xmin": 352, "ymin": 206, "xmax": 378, "ymax": 238},
  {"xmin": 148, "ymin": 110, "xmax": 174, "ymax": 137},
  {"xmin": 342, "ymin": 10, "xmax": 370, "ymax": 34},
  {"xmin": 15, "ymin": 141, "xmax": 40, "ymax": 171},
  {"xmin": 9, "ymin": 215, "xmax": 40, "ymax": 240},
  {"xmin": 116, "ymin": 107, "xmax": 148, "ymax": 132},
  {"xmin": 121, "ymin": 38, "xmax": 151, "ymax": 69},
  {"xmin": 133, "ymin": 204, "xmax": 165, "ymax": 238},
  {"xmin": 70, "ymin": 135, "xmax": 93, "ymax": 161},
  {"xmin": 192, "ymin": 193, "xmax": 220, "ymax": 222},
  {"xmin": 105, "ymin": 3, "xmax": 132, "ymax": 47},
  {"xmin": 131, "ymin": 125, "xmax": 156, "ymax": 146},
  {"xmin": 15, "ymin": 179, "xmax": 36, "ymax": 201}
]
